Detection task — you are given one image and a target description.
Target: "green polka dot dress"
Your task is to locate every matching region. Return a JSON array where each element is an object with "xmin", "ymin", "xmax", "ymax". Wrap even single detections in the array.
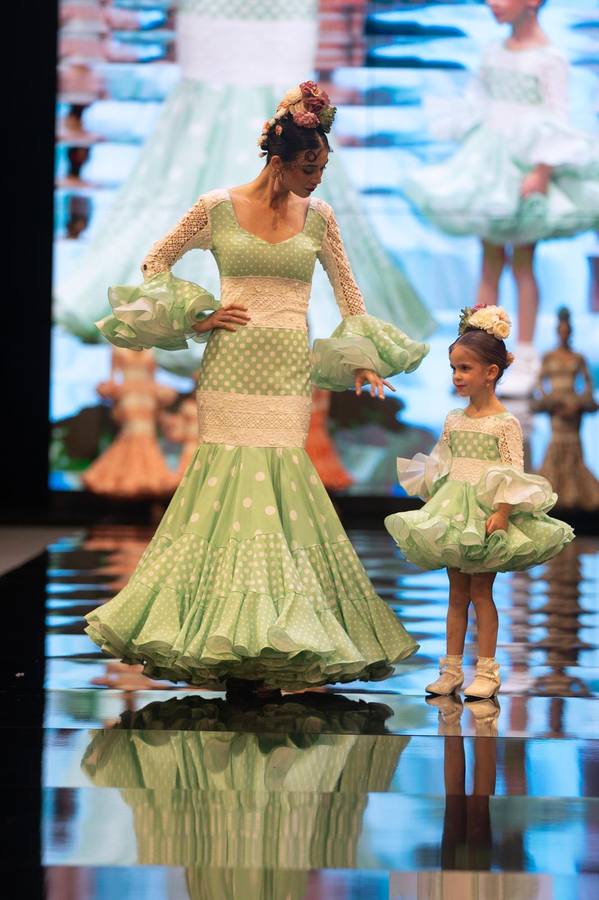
[
  {"xmin": 385, "ymin": 409, "xmax": 574, "ymax": 574},
  {"xmin": 87, "ymin": 189, "xmax": 429, "ymax": 687}
]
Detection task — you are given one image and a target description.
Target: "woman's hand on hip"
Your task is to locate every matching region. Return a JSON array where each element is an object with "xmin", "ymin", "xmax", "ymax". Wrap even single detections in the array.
[
  {"xmin": 192, "ymin": 304, "xmax": 250, "ymax": 334},
  {"xmin": 354, "ymin": 368, "xmax": 395, "ymax": 400}
]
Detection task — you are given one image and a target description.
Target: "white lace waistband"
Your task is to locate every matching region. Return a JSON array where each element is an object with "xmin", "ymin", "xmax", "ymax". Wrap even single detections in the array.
[
  {"xmin": 220, "ymin": 276, "xmax": 310, "ymax": 331},
  {"xmin": 197, "ymin": 389, "xmax": 311, "ymax": 447}
]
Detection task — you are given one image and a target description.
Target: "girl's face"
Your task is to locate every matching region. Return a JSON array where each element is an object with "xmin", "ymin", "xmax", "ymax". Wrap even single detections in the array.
[
  {"xmin": 280, "ymin": 145, "xmax": 329, "ymax": 198},
  {"xmin": 486, "ymin": 0, "xmax": 541, "ymax": 24},
  {"xmin": 450, "ymin": 344, "xmax": 499, "ymax": 397}
]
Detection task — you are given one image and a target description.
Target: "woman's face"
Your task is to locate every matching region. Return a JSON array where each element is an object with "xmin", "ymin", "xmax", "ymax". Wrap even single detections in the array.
[
  {"xmin": 486, "ymin": 0, "xmax": 540, "ymax": 24},
  {"xmin": 280, "ymin": 144, "xmax": 329, "ymax": 198}
]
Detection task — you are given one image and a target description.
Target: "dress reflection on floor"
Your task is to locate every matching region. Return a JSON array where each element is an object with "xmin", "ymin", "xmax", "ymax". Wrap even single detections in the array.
[{"xmin": 15, "ymin": 526, "xmax": 597, "ymax": 897}]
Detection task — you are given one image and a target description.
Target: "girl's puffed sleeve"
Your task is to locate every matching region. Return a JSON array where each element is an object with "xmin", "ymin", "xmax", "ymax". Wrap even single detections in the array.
[
  {"xmin": 96, "ymin": 196, "xmax": 220, "ymax": 351},
  {"xmin": 310, "ymin": 201, "xmax": 429, "ymax": 390},
  {"xmin": 476, "ymin": 416, "xmax": 557, "ymax": 513},
  {"xmin": 527, "ymin": 50, "xmax": 599, "ymax": 170},
  {"xmin": 395, "ymin": 413, "xmax": 453, "ymax": 500}
]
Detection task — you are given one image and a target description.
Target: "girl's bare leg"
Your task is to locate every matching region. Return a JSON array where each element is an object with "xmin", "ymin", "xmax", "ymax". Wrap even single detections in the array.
[
  {"xmin": 447, "ymin": 568, "xmax": 471, "ymax": 656},
  {"xmin": 470, "ymin": 573, "xmax": 498, "ymax": 658},
  {"xmin": 512, "ymin": 243, "xmax": 539, "ymax": 343},
  {"xmin": 476, "ymin": 241, "xmax": 506, "ymax": 307}
]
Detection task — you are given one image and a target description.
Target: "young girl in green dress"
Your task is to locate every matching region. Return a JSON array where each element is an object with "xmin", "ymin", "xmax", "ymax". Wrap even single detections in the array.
[{"xmin": 385, "ymin": 305, "xmax": 573, "ymax": 699}]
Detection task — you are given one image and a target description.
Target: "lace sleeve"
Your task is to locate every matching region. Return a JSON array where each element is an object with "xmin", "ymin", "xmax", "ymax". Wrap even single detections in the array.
[
  {"xmin": 315, "ymin": 201, "xmax": 367, "ymax": 317},
  {"xmin": 141, "ymin": 196, "xmax": 211, "ymax": 278},
  {"xmin": 440, "ymin": 415, "xmax": 452, "ymax": 445},
  {"xmin": 498, "ymin": 416, "xmax": 524, "ymax": 470}
]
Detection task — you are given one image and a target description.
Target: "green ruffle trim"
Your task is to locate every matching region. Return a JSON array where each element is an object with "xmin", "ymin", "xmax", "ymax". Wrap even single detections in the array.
[
  {"xmin": 84, "ymin": 531, "xmax": 418, "ymax": 689},
  {"xmin": 311, "ymin": 314, "xmax": 429, "ymax": 391},
  {"xmin": 96, "ymin": 271, "xmax": 220, "ymax": 350},
  {"xmin": 385, "ymin": 478, "xmax": 574, "ymax": 574}
]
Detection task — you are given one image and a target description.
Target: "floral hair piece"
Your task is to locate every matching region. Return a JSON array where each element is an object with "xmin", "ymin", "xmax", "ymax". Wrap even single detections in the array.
[
  {"xmin": 458, "ymin": 304, "xmax": 511, "ymax": 341},
  {"xmin": 258, "ymin": 80, "xmax": 337, "ymax": 155}
]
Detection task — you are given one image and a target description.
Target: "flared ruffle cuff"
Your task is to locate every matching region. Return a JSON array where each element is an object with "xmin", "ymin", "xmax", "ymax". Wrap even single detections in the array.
[
  {"xmin": 311, "ymin": 314, "xmax": 429, "ymax": 391},
  {"xmin": 476, "ymin": 465, "xmax": 557, "ymax": 514},
  {"xmin": 522, "ymin": 116, "xmax": 599, "ymax": 171},
  {"xmin": 396, "ymin": 441, "xmax": 451, "ymax": 500},
  {"xmin": 84, "ymin": 532, "xmax": 418, "ymax": 689},
  {"xmin": 96, "ymin": 272, "xmax": 220, "ymax": 350}
]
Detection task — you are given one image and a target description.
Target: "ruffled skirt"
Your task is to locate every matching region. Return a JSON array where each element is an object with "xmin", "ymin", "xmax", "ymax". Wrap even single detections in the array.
[
  {"xmin": 85, "ymin": 443, "xmax": 418, "ymax": 687},
  {"xmin": 385, "ymin": 477, "xmax": 574, "ymax": 574},
  {"xmin": 403, "ymin": 124, "xmax": 599, "ymax": 245}
]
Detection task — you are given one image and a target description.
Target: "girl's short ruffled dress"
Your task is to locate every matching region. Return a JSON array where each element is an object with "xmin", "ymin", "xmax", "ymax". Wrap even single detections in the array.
[
  {"xmin": 385, "ymin": 409, "xmax": 573, "ymax": 574},
  {"xmin": 84, "ymin": 188, "xmax": 429, "ymax": 687},
  {"xmin": 404, "ymin": 42, "xmax": 599, "ymax": 245}
]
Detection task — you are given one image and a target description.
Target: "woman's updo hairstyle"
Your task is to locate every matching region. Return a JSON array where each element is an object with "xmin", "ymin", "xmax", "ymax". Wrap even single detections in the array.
[
  {"xmin": 557, "ymin": 305, "xmax": 572, "ymax": 336},
  {"xmin": 449, "ymin": 304, "xmax": 514, "ymax": 384},
  {"xmin": 258, "ymin": 81, "xmax": 336, "ymax": 164},
  {"xmin": 260, "ymin": 116, "xmax": 330, "ymax": 163}
]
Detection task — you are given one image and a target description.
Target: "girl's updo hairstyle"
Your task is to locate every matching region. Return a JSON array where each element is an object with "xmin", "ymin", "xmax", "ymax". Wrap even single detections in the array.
[
  {"xmin": 258, "ymin": 81, "xmax": 336, "ymax": 164},
  {"xmin": 260, "ymin": 116, "xmax": 330, "ymax": 164},
  {"xmin": 449, "ymin": 329, "xmax": 513, "ymax": 384}
]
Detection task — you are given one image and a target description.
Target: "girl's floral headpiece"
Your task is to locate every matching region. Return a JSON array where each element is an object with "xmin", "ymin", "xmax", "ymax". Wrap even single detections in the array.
[
  {"xmin": 258, "ymin": 81, "xmax": 337, "ymax": 156},
  {"xmin": 458, "ymin": 304, "xmax": 511, "ymax": 340}
]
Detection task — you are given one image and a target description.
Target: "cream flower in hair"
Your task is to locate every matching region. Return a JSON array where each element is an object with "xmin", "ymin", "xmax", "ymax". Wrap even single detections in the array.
[
  {"xmin": 281, "ymin": 87, "xmax": 303, "ymax": 106},
  {"xmin": 468, "ymin": 305, "xmax": 512, "ymax": 340}
]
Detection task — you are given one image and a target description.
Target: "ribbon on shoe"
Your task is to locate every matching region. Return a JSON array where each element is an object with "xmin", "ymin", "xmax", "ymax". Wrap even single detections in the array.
[
  {"xmin": 476, "ymin": 465, "xmax": 557, "ymax": 514},
  {"xmin": 396, "ymin": 441, "xmax": 452, "ymax": 500},
  {"xmin": 96, "ymin": 272, "xmax": 220, "ymax": 351},
  {"xmin": 311, "ymin": 314, "xmax": 429, "ymax": 391}
]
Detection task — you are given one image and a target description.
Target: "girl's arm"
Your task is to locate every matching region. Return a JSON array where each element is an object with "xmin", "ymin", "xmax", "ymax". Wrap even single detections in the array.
[
  {"xmin": 485, "ymin": 417, "xmax": 524, "ymax": 534},
  {"xmin": 521, "ymin": 52, "xmax": 570, "ymax": 197}
]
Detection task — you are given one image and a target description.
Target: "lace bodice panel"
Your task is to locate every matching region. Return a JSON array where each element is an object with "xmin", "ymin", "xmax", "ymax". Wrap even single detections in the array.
[
  {"xmin": 441, "ymin": 410, "xmax": 524, "ymax": 484},
  {"xmin": 478, "ymin": 43, "xmax": 569, "ymax": 118},
  {"xmin": 140, "ymin": 191, "xmax": 368, "ymax": 324}
]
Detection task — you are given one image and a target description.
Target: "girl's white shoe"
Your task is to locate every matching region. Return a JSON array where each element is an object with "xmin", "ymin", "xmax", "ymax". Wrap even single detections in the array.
[
  {"xmin": 464, "ymin": 657, "xmax": 501, "ymax": 699},
  {"xmin": 425, "ymin": 655, "xmax": 464, "ymax": 695}
]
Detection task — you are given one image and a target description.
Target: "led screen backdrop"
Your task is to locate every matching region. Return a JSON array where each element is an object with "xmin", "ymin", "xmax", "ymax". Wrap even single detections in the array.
[{"xmin": 51, "ymin": 0, "xmax": 599, "ymax": 498}]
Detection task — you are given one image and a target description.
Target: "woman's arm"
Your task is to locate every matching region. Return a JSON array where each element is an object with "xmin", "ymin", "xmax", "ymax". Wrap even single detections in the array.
[
  {"xmin": 141, "ymin": 196, "xmax": 213, "ymax": 277},
  {"xmin": 315, "ymin": 202, "xmax": 395, "ymax": 397}
]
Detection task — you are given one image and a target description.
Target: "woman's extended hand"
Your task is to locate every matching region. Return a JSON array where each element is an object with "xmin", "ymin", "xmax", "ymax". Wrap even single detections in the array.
[
  {"xmin": 354, "ymin": 368, "xmax": 395, "ymax": 400},
  {"xmin": 192, "ymin": 304, "xmax": 250, "ymax": 335}
]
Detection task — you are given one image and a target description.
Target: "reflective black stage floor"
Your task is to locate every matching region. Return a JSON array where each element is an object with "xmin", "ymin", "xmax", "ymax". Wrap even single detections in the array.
[{"xmin": 4, "ymin": 527, "xmax": 599, "ymax": 899}]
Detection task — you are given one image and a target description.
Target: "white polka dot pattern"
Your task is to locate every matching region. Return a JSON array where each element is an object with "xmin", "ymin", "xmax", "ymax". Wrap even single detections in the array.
[{"xmin": 84, "ymin": 443, "xmax": 418, "ymax": 687}]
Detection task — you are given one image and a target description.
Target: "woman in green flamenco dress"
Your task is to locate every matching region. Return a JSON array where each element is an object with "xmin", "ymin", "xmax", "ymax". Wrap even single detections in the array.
[{"xmin": 84, "ymin": 83, "xmax": 429, "ymax": 690}]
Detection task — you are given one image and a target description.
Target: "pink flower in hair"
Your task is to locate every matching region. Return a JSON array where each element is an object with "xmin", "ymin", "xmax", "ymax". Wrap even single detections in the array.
[
  {"xmin": 300, "ymin": 80, "xmax": 319, "ymax": 96},
  {"xmin": 303, "ymin": 94, "xmax": 326, "ymax": 113},
  {"xmin": 293, "ymin": 110, "xmax": 320, "ymax": 128},
  {"xmin": 300, "ymin": 80, "xmax": 331, "ymax": 107}
]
